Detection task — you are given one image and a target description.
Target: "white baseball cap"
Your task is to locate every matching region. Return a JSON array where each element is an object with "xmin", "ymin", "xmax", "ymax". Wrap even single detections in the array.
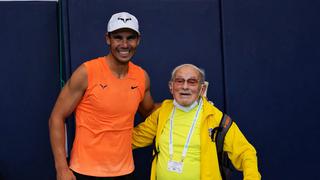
[{"xmin": 107, "ymin": 12, "xmax": 140, "ymax": 35}]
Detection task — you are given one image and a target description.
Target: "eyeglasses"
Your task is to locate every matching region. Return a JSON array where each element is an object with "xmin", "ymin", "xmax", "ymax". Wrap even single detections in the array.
[{"xmin": 173, "ymin": 78, "xmax": 200, "ymax": 86}]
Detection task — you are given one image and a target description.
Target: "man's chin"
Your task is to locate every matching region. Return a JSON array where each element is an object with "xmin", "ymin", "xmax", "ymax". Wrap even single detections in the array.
[
  {"xmin": 176, "ymin": 100, "xmax": 192, "ymax": 107},
  {"xmin": 116, "ymin": 58, "xmax": 131, "ymax": 64}
]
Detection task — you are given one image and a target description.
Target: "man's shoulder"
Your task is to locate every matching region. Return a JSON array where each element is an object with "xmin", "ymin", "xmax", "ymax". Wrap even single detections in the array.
[
  {"xmin": 202, "ymin": 98, "xmax": 224, "ymax": 121},
  {"xmin": 203, "ymin": 98, "xmax": 221, "ymax": 111},
  {"xmin": 128, "ymin": 61, "xmax": 146, "ymax": 83},
  {"xmin": 129, "ymin": 61, "xmax": 145, "ymax": 73},
  {"xmin": 81, "ymin": 57, "xmax": 106, "ymax": 74},
  {"xmin": 154, "ymin": 99, "xmax": 173, "ymax": 113},
  {"xmin": 84, "ymin": 56, "xmax": 103, "ymax": 66},
  {"xmin": 161, "ymin": 99, "xmax": 174, "ymax": 106}
]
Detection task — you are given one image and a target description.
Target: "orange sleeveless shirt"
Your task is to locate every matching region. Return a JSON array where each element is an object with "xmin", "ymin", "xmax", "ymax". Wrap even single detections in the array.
[{"xmin": 69, "ymin": 57, "xmax": 145, "ymax": 176}]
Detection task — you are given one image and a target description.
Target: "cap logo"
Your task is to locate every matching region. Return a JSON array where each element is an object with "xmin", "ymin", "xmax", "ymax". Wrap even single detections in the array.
[{"xmin": 117, "ymin": 17, "xmax": 132, "ymax": 23}]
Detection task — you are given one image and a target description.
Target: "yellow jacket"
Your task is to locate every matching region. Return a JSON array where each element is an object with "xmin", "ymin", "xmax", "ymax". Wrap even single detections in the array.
[{"xmin": 133, "ymin": 98, "xmax": 261, "ymax": 180}]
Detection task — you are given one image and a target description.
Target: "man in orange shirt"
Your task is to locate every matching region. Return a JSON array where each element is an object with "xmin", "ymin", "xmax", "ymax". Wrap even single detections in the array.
[{"xmin": 49, "ymin": 12, "xmax": 156, "ymax": 180}]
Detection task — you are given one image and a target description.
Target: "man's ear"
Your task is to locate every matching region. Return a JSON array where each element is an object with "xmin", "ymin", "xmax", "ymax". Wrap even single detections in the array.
[
  {"xmin": 200, "ymin": 81, "xmax": 208, "ymax": 97},
  {"xmin": 137, "ymin": 35, "xmax": 141, "ymax": 45},
  {"xmin": 105, "ymin": 33, "xmax": 110, "ymax": 45},
  {"xmin": 168, "ymin": 81, "xmax": 173, "ymax": 94}
]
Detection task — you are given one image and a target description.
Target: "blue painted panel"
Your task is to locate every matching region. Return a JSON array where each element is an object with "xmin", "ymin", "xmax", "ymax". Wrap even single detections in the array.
[
  {"xmin": 222, "ymin": 0, "xmax": 320, "ymax": 179},
  {"xmin": 0, "ymin": 2, "xmax": 59, "ymax": 180}
]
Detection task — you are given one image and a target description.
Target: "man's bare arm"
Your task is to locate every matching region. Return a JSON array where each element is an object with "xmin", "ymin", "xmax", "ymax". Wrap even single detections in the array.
[
  {"xmin": 138, "ymin": 71, "xmax": 160, "ymax": 118},
  {"xmin": 48, "ymin": 64, "xmax": 87, "ymax": 180}
]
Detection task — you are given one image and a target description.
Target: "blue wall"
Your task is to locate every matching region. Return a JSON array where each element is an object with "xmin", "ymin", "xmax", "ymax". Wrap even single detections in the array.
[
  {"xmin": 0, "ymin": 0, "xmax": 319, "ymax": 179},
  {"xmin": 222, "ymin": 0, "xmax": 320, "ymax": 179},
  {"xmin": 0, "ymin": 1, "xmax": 59, "ymax": 179}
]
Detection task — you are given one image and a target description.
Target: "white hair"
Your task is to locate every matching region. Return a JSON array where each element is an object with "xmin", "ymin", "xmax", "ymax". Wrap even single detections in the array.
[{"xmin": 170, "ymin": 64, "xmax": 205, "ymax": 83}]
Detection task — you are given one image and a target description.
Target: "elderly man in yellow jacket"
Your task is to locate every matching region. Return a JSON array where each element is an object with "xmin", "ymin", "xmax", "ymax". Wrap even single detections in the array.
[{"xmin": 133, "ymin": 64, "xmax": 261, "ymax": 180}]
